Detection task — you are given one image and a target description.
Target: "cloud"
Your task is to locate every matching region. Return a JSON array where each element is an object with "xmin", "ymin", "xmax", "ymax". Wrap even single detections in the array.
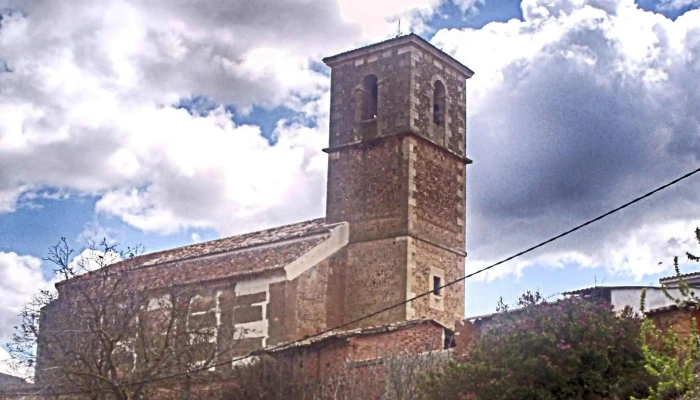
[
  {"xmin": 190, "ymin": 232, "xmax": 201, "ymax": 243},
  {"xmin": 433, "ymin": 0, "xmax": 700, "ymax": 280},
  {"xmin": 0, "ymin": 252, "xmax": 50, "ymax": 346},
  {"xmin": 76, "ymin": 221, "xmax": 118, "ymax": 246},
  {"xmin": 0, "ymin": 0, "xmax": 453, "ymax": 238},
  {"xmin": 657, "ymin": 0, "xmax": 700, "ymax": 11},
  {"xmin": 89, "ymin": 106, "xmax": 329, "ymax": 235},
  {"xmin": 337, "ymin": 0, "xmax": 446, "ymax": 38},
  {"xmin": 4, "ymin": 0, "xmax": 700, "ymax": 286},
  {"xmin": 453, "ymin": 0, "xmax": 486, "ymax": 14}
]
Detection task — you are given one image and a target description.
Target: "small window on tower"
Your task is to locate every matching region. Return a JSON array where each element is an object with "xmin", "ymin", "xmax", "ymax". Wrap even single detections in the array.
[
  {"xmin": 361, "ymin": 74, "xmax": 378, "ymax": 120},
  {"xmin": 433, "ymin": 80, "xmax": 446, "ymax": 127},
  {"xmin": 433, "ymin": 276, "xmax": 442, "ymax": 296}
]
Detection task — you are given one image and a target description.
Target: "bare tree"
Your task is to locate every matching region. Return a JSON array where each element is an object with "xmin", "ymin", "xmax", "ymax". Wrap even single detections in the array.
[{"xmin": 8, "ymin": 238, "xmax": 245, "ymax": 400}]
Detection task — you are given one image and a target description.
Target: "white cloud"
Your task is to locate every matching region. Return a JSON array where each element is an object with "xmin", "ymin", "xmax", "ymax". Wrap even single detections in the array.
[
  {"xmin": 89, "ymin": 105, "xmax": 329, "ymax": 235},
  {"xmin": 657, "ymin": 0, "xmax": 700, "ymax": 11},
  {"xmin": 453, "ymin": 0, "xmax": 486, "ymax": 14},
  {"xmin": 68, "ymin": 248, "xmax": 122, "ymax": 274},
  {"xmin": 190, "ymin": 232, "xmax": 201, "ymax": 243},
  {"xmin": 3, "ymin": 0, "xmax": 700, "ymax": 287},
  {"xmin": 435, "ymin": 0, "xmax": 700, "ymax": 280},
  {"xmin": 0, "ymin": 252, "xmax": 51, "ymax": 346},
  {"xmin": 0, "ymin": 346, "xmax": 31, "ymax": 381},
  {"xmin": 76, "ymin": 221, "xmax": 117, "ymax": 246},
  {"xmin": 0, "ymin": 186, "xmax": 25, "ymax": 213},
  {"xmin": 337, "ymin": 0, "xmax": 445, "ymax": 39},
  {"xmin": 0, "ymin": 0, "xmax": 453, "ymax": 238}
]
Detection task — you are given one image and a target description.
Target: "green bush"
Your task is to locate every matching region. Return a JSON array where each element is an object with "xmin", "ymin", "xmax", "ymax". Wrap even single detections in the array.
[
  {"xmin": 420, "ymin": 292, "xmax": 654, "ymax": 400},
  {"xmin": 634, "ymin": 231, "xmax": 700, "ymax": 400}
]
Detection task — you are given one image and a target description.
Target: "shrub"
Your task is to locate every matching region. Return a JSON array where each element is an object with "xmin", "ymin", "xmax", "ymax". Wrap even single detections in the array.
[{"xmin": 420, "ymin": 292, "xmax": 653, "ymax": 400}]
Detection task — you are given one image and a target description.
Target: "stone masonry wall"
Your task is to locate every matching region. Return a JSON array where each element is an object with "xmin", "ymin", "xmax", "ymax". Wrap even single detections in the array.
[
  {"xmin": 266, "ymin": 258, "xmax": 345, "ymax": 346},
  {"xmin": 409, "ymin": 47, "xmax": 467, "ymax": 157},
  {"xmin": 411, "ymin": 137, "xmax": 466, "ymax": 251},
  {"xmin": 409, "ymin": 238, "xmax": 465, "ymax": 328},
  {"xmin": 325, "ymin": 39, "xmax": 470, "ymax": 331},
  {"xmin": 325, "ymin": 250, "xmax": 348, "ymax": 329},
  {"xmin": 290, "ymin": 260, "xmax": 330, "ymax": 339},
  {"xmin": 328, "ymin": 48, "xmax": 413, "ymax": 147},
  {"xmin": 343, "ymin": 238, "xmax": 408, "ymax": 328},
  {"xmin": 39, "ymin": 269, "xmax": 301, "ymax": 387}
]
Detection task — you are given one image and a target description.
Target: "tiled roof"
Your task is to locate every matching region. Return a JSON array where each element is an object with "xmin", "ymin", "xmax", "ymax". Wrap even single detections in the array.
[
  {"xmin": 58, "ymin": 218, "xmax": 335, "ymax": 287},
  {"xmin": 563, "ymin": 286, "xmax": 659, "ymax": 296},
  {"xmin": 260, "ymin": 319, "xmax": 446, "ymax": 353},
  {"xmin": 645, "ymin": 302, "xmax": 698, "ymax": 315},
  {"xmin": 659, "ymin": 270, "xmax": 700, "ymax": 283},
  {"xmin": 129, "ymin": 218, "xmax": 328, "ymax": 268}
]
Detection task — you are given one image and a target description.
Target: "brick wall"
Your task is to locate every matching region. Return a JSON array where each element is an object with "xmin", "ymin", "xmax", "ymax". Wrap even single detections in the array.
[
  {"xmin": 454, "ymin": 319, "xmax": 482, "ymax": 355},
  {"xmin": 261, "ymin": 321, "xmax": 446, "ymax": 397},
  {"xmin": 649, "ymin": 308, "xmax": 700, "ymax": 341},
  {"xmin": 325, "ymin": 135, "xmax": 408, "ymax": 242}
]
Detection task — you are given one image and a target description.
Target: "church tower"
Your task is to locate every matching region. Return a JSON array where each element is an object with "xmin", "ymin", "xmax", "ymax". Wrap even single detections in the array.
[{"xmin": 323, "ymin": 34, "xmax": 474, "ymax": 329}]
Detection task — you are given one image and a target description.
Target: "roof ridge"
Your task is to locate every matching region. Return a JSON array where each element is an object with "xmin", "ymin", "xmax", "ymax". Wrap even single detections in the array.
[
  {"xmin": 56, "ymin": 218, "xmax": 330, "ymax": 288},
  {"xmin": 138, "ymin": 217, "xmax": 327, "ymax": 260},
  {"xmin": 260, "ymin": 318, "xmax": 444, "ymax": 353},
  {"xmin": 659, "ymin": 270, "xmax": 700, "ymax": 282},
  {"xmin": 322, "ymin": 33, "xmax": 474, "ymax": 77}
]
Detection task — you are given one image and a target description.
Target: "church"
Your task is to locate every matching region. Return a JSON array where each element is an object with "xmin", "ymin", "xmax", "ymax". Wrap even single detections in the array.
[{"xmin": 35, "ymin": 33, "xmax": 474, "ymax": 392}]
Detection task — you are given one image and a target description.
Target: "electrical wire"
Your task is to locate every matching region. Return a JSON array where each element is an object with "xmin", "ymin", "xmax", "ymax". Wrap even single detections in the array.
[{"xmin": 4, "ymin": 166, "xmax": 700, "ymax": 397}]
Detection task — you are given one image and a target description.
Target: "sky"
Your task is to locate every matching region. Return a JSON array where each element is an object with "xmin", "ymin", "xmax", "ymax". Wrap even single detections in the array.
[{"xmin": 2, "ymin": 0, "xmax": 700, "ymax": 375}]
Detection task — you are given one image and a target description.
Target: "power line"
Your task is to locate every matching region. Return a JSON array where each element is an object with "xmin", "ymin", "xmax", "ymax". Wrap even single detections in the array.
[{"xmin": 5, "ymin": 166, "xmax": 700, "ymax": 397}]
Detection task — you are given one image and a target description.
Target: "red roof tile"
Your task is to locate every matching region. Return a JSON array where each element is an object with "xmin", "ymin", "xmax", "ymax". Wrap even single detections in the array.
[
  {"xmin": 259, "ymin": 319, "xmax": 447, "ymax": 353},
  {"xmin": 132, "ymin": 218, "xmax": 328, "ymax": 268},
  {"xmin": 58, "ymin": 218, "xmax": 335, "ymax": 288},
  {"xmin": 659, "ymin": 270, "xmax": 700, "ymax": 283}
]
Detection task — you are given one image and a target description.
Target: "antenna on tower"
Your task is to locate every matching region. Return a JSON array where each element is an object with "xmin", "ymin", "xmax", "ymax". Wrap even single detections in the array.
[{"xmin": 396, "ymin": 19, "xmax": 402, "ymax": 38}]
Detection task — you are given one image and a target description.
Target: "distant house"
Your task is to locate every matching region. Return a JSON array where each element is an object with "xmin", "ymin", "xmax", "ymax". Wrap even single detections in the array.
[
  {"xmin": 658, "ymin": 269, "xmax": 700, "ymax": 287},
  {"xmin": 455, "ymin": 273, "xmax": 700, "ymax": 352},
  {"xmin": 563, "ymin": 285, "xmax": 683, "ymax": 314}
]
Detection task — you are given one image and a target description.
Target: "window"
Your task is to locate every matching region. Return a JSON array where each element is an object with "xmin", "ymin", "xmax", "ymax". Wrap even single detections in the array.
[
  {"xmin": 430, "ymin": 268, "xmax": 446, "ymax": 311},
  {"xmin": 433, "ymin": 80, "xmax": 446, "ymax": 127},
  {"xmin": 433, "ymin": 276, "xmax": 442, "ymax": 296},
  {"xmin": 361, "ymin": 74, "xmax": 378, "ymax": 120}
]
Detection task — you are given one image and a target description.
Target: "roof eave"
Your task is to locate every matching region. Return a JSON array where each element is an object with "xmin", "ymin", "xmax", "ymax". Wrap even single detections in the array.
[{"xmin": 323, "ymin": 33, "xmax": 474, "ymax": 79}]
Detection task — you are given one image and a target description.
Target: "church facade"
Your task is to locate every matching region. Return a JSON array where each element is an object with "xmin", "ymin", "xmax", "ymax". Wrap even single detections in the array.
[{"xmin": 34, "ymin": 33, "xmax": 474, "ymax": 390}]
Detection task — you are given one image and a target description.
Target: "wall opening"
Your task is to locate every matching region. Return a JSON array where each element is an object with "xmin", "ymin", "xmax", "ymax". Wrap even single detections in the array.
[
  {"xmin": 433, "ymin": 80, "xmax": 446, "ymax": 127},
  {"xmin": 361, "ymin": 74, "xmax": 378, "ymax": 120},
  {"xmin": 433, "ymin": 276, "xmax": 442, "ymax": 296}
]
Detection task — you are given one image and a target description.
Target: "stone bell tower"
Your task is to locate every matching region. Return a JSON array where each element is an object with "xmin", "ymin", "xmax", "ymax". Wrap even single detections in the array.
[{"xmin": 322, "ymin": 34, "xmax": 474, "ymax": 329}]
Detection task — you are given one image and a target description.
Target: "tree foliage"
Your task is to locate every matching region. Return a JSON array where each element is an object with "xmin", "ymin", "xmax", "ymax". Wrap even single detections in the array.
[
  {"xmin": 634, "ymin": 227, "xmax": 700, "ymax": 400},
  {"xmin": 420, "ymin": 291, "xmax": 653, "ymax": 400}
]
